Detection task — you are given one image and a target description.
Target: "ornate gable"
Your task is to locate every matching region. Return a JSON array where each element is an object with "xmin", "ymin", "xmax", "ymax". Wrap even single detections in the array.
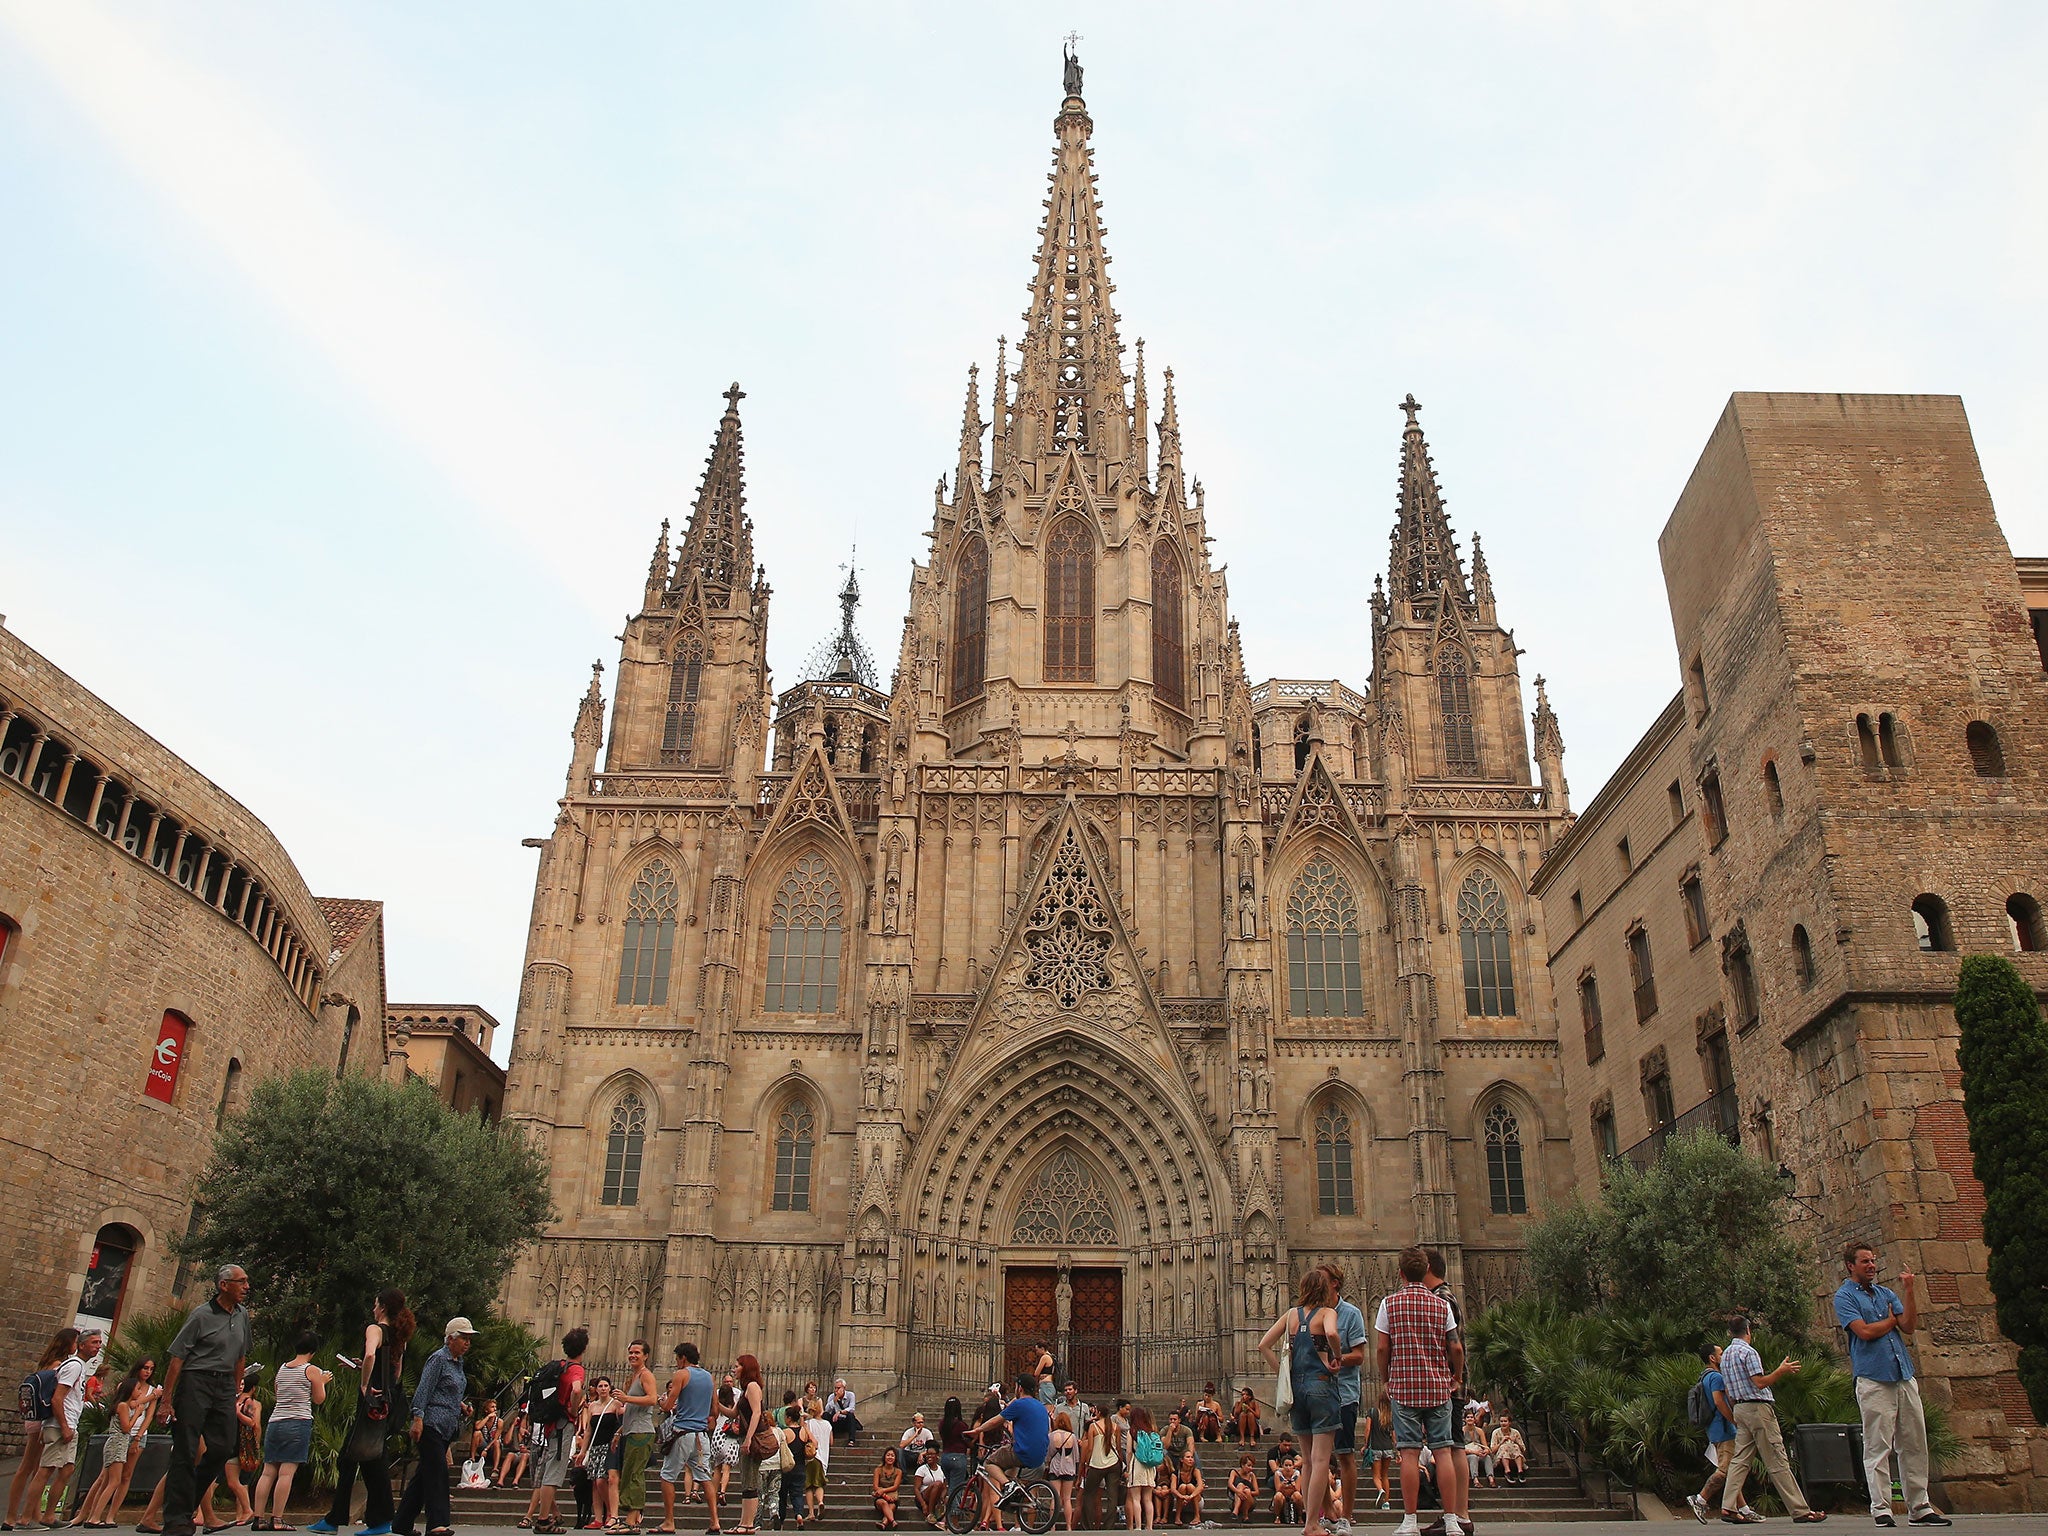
[
  {"xmin": 757, "ymin": 743, "xmax": 858, "ymax": 850},
  {"xmin": 1271, "ymin": 753, "xmax": 1369, "ymax": 850}
]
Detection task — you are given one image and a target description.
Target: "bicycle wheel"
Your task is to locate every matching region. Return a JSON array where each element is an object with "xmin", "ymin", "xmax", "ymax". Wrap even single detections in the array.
[
  {"xmin": 944, "ymin": 1478, "xmax": 982, "ymax": 1535},
  {"xmin": 1016, "ymin": 1481, "xmax": 1057, "ymax": 1536}
]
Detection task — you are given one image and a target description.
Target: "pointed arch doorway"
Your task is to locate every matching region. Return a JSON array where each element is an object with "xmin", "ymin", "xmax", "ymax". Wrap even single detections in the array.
[{"xmin": 1003, "ymin": 1148, "xmax": 1124, "ymax": 1392}]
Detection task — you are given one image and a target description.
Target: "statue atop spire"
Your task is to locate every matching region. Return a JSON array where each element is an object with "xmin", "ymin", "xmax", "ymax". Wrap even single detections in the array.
[{"xmin": 1062, "ymin": 34, "xmax": 1084, "ymax": 100}]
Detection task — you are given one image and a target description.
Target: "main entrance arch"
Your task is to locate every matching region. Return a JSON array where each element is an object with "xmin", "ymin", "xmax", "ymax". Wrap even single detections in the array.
[{"xmin": 900, "ymin": 1030, "xmax": 1232, "ymax": 1398}]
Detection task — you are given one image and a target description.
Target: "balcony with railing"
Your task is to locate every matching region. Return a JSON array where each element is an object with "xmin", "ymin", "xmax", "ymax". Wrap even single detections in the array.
[{"xmin": 1618, "ymin": 1083, "xmax": 1740, "ymax": 1171}]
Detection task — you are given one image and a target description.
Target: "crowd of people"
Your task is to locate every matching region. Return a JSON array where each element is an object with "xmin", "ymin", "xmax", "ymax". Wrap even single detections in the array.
[{"xmin": 8, "ymin": 1239, "xmax": 1957, "ymax": 1535}]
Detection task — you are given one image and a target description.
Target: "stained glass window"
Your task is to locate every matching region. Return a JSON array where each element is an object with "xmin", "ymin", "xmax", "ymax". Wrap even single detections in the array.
[
  {"xmin": 1484, "ymin": 1102, "xmax": 1527, "ymax": 1215},
  {"xmin": 772, "ymin": 1096, "xmax": 816, "ymax": 1210},
  {"xmin": 1285, "ymin": 856, "xmax": 1365, "ymax": 1018},
  {"xmin": 1437, "ymin": 647, "xmax": 1478, "ymax": 775},
  {"xmin": 1151, "ymin": 540, "xmax": 1186, "ymax": 711},
  {"xmin": 765, "ymin": 853, "xmax": 843, "ymax": 1013},
  {"xmin": 615, "ymin": 861, "xmax": 678, "ymax": 1006},
  {"xmin": 1044, "ymin": 517, "xmax": 1095, "ymax": 682},
  {"xmin": 953, "ymin": 537, "xmax": 988, "ymax": 704},
  {"xmin": 603, "ymin": 1091, "xmax": 646, "ymax": 1206},
  {"xmin": 1314, "ymin": 1103, "xmax": 1356, "ymax": 1216},
  {"xmin": 1458, "ymin": 873, "xmax": 1516, "ymax": 1017}
]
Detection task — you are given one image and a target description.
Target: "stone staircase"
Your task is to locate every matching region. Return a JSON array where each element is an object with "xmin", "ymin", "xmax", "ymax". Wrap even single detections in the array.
[{"xmin": 443, "ymin": 1431, "xmax": 1625, "ymax": 1529}]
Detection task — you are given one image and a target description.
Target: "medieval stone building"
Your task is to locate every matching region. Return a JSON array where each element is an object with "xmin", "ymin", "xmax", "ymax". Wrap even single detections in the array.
[{"xmin": 501, "ymin": 53, "xmax": 1574, "ymax": 1395}]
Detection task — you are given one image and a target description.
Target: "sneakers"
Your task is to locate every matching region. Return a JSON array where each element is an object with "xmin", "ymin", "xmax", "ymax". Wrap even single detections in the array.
[
  {"xmin": 1874, "ymin": 1519, "xmax": 1895, "ymax": 1528},
  {"xmin": 359, "ymin": 1526, "xmax": 395, "ymax": 1535},
  {"xmin": 1907, "ymin": 1516, "xmax": 1952, "ymax": 1527},
  {"xmin": 1394, "ymin": 1520, "xmax": 1419, "ymax": 1536},
  {"xmin": 1688, "ymin": 1495, "xmax": 1711, "ymax": 1524},
  {"xmin": 304, "ymin": 1524, "xmax": 342, "ymax": 1534},
  {"xmin": 1442, "ymin": 1519, "xmax": 1464, "ymax": 1536}
]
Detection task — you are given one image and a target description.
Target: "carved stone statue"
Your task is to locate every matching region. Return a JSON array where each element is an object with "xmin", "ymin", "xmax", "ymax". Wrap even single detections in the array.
[
  {"xmin": 1237, "ymin": 874, "xmax": 1258, "ymax": 939},
  {"xmin": 1055, "ymin": 1263, "xmax": 1073, "ymax": 1334},
  {"xmin": 1063, "ymin": 45, "xmax": 1084, "ymax": 100}
]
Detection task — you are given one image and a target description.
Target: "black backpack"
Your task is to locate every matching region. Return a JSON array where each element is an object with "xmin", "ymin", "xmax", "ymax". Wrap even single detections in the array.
[
  {"xmin": 17, "ymin": 1368, "xmax": 57, "ymax": 1423},
  {"xmin": 1686, "ymin": 1375, "xmax": 1716, "ymax": 1431},
  {"xmin": 527, "ymin": 1359, "xmax": 570, "ymax": 1426}
]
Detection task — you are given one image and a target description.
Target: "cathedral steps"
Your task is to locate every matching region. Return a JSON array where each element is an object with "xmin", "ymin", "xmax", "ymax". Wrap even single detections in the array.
[{"xmin": 442, "ymin": 1437, "xmax": 1623, "ymax": 1528}]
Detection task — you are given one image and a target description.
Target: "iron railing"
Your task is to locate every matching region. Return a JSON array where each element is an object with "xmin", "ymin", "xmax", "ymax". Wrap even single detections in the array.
[
  {"xmin": 899, "ymin": 1327, "xmax": 1227, "ymax": 1405},
  {"xmin": 1618, "ymin": 1083, "xmax": 1741, "ymax": 1171}
]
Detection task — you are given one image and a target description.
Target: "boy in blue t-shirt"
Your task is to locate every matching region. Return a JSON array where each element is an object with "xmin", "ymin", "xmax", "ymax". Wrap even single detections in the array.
[
  {"xmin": 1686, "ymin": 1345, "xmax": 1745, "ymax": 1522},
  {"xmin": 972, "ymin": 1374, "xmax": 1052, "ymax": 1524}
]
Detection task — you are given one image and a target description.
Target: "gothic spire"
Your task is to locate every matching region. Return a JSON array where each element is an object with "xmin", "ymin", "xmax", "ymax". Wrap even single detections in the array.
[
  {"xmin": 1156, "ymin": 366, "xmax": 1183, "ymax": 478},
  {"xmin": 676, "ymin": 382, "xmax": 754, "ymax": 604},
  {"xmin": 803, "ymin": 553, "xmax": 879, "ymax": 687},
  {"xmin": 1130, "ymin": 338, "xmax": 1150, "ymax": 487},
  {"xmin": 643, "ymin": 517, "xmax": 671, "ymax": 609},
  {"xmin": 566, "ymin": 659, "xmax": 604, "ymax": 793},
  {"xmin": 956, "ymin": 362, "xmax": 984, "ymax": 493},
  {"xmin": 1013, "ymin": 43, "xmax": 1127, "ymax": 463},
  {"xmin": 1389, "ymin": 393, "xmax": 1472, "ymax": 614}
]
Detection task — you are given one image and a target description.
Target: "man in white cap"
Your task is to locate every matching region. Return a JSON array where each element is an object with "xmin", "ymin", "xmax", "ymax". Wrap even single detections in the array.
[{"xmin": 394, "ymin": 1317, "xmax": 477, "ymax": 1536}]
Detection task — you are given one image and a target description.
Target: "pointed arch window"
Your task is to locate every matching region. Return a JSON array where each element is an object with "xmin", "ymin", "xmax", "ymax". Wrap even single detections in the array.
[
  {"xmin": 952, "ymin": 536, "xmax": 988, "ymax": 705},
  {"xmin": 1484, "ymin": 1102, "xmax": 1528, "ymax": 1215},
  {"xmin": 662, "ymin": 637, "xmax": 705, "ymax": 764},
  {"xmin": 765, "ymin": 852, "xmax": 844, "ymax": 1013},
  {"xmin": 1457, "ymin": 872, "xmax": 1517, "ymax": 1017},
  {"xmin": 1437, "ymin": 646, "xmax": 1478, "ymax": 776},
  {"xmin": 771, "ymin": 1095, "xmax": 817, "ymax": 1210},
  {"xmin": 602, "ymin": 1090, "xmax": 647, "ymax": 1206},
  {"xmin": 1285, "ymin": 855, "xmax": 1365, "ymax": 1018},
  {"xmin": 1313, "ymin": 1101, "xmax": 1357, "ymax": 1216},
  {"xmin": 1150, "ymin": 539, "xmax": 1186, "ymax": 711},
  {"xmin": 615, "ymin": 860, "xmax": 679, "ymax": 1006},
  {"xmin": 1044, "ymin": 516, "xmax": 1095, "ymax": 682}
]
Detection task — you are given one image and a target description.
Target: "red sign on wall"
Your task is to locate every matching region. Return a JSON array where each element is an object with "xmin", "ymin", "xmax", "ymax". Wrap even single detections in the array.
[{"xmin": 144, "ymin": 1012, "xmax": 188, "ymax": 1103}]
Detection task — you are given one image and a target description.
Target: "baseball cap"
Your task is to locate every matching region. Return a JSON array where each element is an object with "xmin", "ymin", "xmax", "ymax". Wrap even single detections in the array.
[{"xmin": 446, "ymin": 1316, "xmax": 479, "ymax": 1336}]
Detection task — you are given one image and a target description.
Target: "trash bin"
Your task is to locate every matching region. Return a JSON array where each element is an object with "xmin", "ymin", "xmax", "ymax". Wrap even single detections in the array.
[{"xmin": 1794, "ymin": 1422, "xmax": 1866, "ymax": 1511}]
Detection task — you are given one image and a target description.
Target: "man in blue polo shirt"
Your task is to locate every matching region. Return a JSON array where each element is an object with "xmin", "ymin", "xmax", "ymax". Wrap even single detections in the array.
[
  {"xmin": 972, "ymin": 1373, "xmax": 1051, "ymax": 1525},
  {"xmin": 1833, "ymin": 1242, "xmax": 1949, "ymax": 1527}
]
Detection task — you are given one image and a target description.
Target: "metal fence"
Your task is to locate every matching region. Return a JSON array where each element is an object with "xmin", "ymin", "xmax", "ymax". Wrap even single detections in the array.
[
  {"xmin": 900, "ymin": 1326, "xmax": 1226, "ymax": 1405},
  {"xmin": 1620, "ymin": 1083, "xmax": 1740, "ymax": 1171}
]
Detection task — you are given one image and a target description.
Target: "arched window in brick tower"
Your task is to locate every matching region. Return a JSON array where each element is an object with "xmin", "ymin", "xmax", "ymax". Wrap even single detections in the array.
[
  {"xmin": 662, "ymin": 638, "xmax": 705, "ymax": 764},
  {"xmin": 1285, "ymin": 856, "xmax": 1365, "ymax": 1018},
  {"xmin": 1043, "ymin": 516, "xmax": 1095, "ymax": 682},
  {"xmin": 1437, "ymin": 646, "xmax": 1478, "ymax": 776},
  {"xmin": 765, "ymin": 852, "xmax": 843, "ymax": 1014},
  {"xmin": 1458, "ymin": 872, "xmax": 1517, "ymax": 1017},
  {"xmin": 1151, "ymin": 539, "xmax": 1186, "ymax": 711},
  {"xmin": 772, "ymin": 1095, "xmax": 817, "ymax": 1211},
  {"xmin": 602, "ymin": 1090, "xmax": 646, "ymax": 1206},
  {"xmin": 615, "ymin": 861, "xmax": 679, "ymax": 1006},
  {"xmin": 952, "ymin": 536, "xmax": 988, "ymax": 704}
]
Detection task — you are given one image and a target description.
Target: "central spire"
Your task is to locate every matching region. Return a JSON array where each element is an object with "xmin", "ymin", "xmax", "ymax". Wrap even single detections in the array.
[
  {"xmin": 1009, "ymin": 42, "xmax": 1127, "ymax": 464},
  {"xmin": 1389, "ymin": 393, "xmax": 1472, "ymax": 615}
]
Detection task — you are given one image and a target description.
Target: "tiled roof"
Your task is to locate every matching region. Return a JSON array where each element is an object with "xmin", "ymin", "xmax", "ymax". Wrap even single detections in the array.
[{"xmin": 315, "ymin": 896, "xmax": 382, "ymax": 962}]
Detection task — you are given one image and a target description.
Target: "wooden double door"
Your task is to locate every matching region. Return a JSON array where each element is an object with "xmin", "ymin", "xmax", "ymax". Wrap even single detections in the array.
[{"xmin": 1004, "ymin": 1266, "xmax": 1123, "ymax": 1393}]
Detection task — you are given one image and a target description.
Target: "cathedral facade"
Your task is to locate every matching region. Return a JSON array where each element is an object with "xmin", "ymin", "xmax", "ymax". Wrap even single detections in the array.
[{"xmin": 501, "ymin": 55, "xmax": 1574, "ymax": 1397}]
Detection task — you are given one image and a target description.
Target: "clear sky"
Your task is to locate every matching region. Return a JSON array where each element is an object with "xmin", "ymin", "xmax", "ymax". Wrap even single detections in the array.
[{"xmin": 3, "ymin": 3, "xmax": 2043, "ymax": 1056}]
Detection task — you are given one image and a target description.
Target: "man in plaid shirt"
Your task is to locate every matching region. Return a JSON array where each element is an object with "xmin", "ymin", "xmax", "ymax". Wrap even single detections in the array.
[
  {"xmin": 1374, "ymin": 1247, "xmax": 1464, "ymax": 1536},
  {"xmin": 1718, "ymin": 1317, "xmax": 1824, "ymax": 1524}
]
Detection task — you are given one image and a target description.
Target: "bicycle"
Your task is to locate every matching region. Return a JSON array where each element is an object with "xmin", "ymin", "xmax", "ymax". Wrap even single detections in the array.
[{"xmin": 944, "ymin": 1459, "xmax": 1056, "ymax": 1535}]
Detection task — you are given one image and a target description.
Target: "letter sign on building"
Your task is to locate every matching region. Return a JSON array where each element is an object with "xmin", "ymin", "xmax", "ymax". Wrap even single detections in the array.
[{"xmin": 144, "ymin": 1012, "xmax": 187, "ymax": 1103}]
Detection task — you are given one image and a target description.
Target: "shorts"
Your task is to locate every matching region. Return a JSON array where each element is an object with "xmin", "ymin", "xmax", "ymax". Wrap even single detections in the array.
[
  {"xmin": 1289, "ymin": 1378, "xmax": 1342, "ymax": 1437},
  {"xmin": 1128, "ymin": 1459, "xmax": 1156, "ymax": 1489},
  {"xmin": 1334, "ymin": 1403, "xmax": 1358, "ymax": 1456},
  {"xmin": 103, "ymin": 1432, "xmax": 132, "ymax": 1466},
  {"xmin": 38, "ymin": 1423, "xmax": 79, "ymax": 1469},
  {"xmin": 618, "ymin": 1433, "xmax": 654, "ymax": 1511},
  {"xmin": 804, "ymin": 1459, "xmax": 825, "ymax": 1490},
  {"xmin": 537, "ymin": 1421, "xmax": 577, "ymax": 1486},
  {"xmin": 264, "ymin": 1417, "xmax": 314, "ymax": 1465},
  {"xmin": 740, "ymin": 1452, "xmax": 766, "ymax": 1496},
  {"xmin": 1390, "ymin": 1401, "xmax": 1457, "ymax": 1452},
  {"xmin": 661, "ymin": 1429, "xmax": 712, "ymax": 1484}
]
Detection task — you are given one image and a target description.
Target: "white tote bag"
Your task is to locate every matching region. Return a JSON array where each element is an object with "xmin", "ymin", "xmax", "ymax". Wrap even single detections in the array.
[{"xmin": 1274, "ymin": 1309, "xmax": 1295, "ymax": 1412}]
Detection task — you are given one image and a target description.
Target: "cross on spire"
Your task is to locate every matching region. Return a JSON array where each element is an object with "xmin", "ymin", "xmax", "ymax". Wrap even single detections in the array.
[
  {"xmin": 723, "ymin": 381, "xmax": 746, "ymax": 411},
  {"xmin": 1400, "ymin": 392, "xmax": 1423, "ymax": 429}
]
